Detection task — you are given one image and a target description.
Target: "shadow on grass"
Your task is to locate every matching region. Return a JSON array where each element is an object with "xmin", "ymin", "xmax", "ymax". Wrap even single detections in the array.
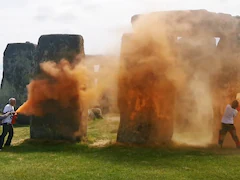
[
  {"xmin": 4, "ymin": 138, "xmax": 228, "ymax": 167},
  {"xmin": 13, "ymin": 124, "xmax": 30, "ymax": 128}
]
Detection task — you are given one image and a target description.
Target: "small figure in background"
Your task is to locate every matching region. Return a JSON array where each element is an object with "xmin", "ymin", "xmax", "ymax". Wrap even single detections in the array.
[
  {"xmin": 88, "ymin": 106, "xmax": 103, "ymax": 120},
  {"xmin": 100, "ymin": 93, "xmax": 110, "ymax": 115}
]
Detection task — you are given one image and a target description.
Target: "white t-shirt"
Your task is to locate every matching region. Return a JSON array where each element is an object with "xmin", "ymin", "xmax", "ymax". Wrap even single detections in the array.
[
  {"xmin": 2, "ymin": 104, "xmax": 14, "ymax": 124},
  {"xmin": 221, "ymin": 104, "xmax": 238, "ymax": 124}
]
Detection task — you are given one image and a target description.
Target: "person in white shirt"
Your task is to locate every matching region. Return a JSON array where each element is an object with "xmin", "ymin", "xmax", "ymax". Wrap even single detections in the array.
[
  {"xmin": 218, "ymin": 100, "xmax": 240, "ymax": 148},
  {"xmin": 0, "ymin": 98, "xmax": 16, "ymax": 150}
]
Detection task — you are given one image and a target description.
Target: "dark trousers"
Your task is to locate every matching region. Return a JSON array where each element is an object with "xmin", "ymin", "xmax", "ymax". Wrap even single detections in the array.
[
  {"xmin": 218, "ymin": 123, "xmax": 240, "ymax": 147},
  {"xmin": 0, "ymin": 124, "xmax": 13, "ymax": 149}
]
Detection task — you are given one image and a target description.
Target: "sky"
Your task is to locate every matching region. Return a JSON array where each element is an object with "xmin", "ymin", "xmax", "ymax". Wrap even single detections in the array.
[{"xmin": 0, "ymin": 0, "xmax": 240, "ymax": 80}]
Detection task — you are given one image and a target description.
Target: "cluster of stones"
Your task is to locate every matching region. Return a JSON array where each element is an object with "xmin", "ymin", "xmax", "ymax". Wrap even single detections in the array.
[{"xmin": 117, "ymin": 10, "xmax": 240, "ymax": 146}]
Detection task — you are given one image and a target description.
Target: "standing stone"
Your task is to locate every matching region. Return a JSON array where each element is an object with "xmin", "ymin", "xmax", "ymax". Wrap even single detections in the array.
[
  {"xmin": 0, "ymin": 42, "xmax": 36, "ymax": 110},
  {"xmin": 30, "ymin": 34, "xmax": 86, "ymax": 141},
  {"xmin": 117, "ymin": 34, "xmax": 176, "ymax": 145}
]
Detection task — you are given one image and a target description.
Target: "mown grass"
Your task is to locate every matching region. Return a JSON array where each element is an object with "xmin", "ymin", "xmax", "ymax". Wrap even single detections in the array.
[{"xmin": 1, "ymin": 117, "xmax": 240, "ymax": 180}]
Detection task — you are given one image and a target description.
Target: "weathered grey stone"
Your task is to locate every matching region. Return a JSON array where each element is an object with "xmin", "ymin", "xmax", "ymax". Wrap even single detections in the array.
[
  {"xmin": 0, "ymin": 42, "xmax": 36, "ymax": 112},
  {"xmin": 30, "ymin": 34, "xmax": 86, "ymax": 142},
  {"xmin": 30, "ymin": 100, "xmax": 87, "ymax": 141}
]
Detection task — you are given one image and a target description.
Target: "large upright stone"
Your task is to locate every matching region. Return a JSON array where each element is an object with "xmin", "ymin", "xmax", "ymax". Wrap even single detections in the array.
[
  {"xmin": 30, "ymin": 34, "xmax": 86, "ymax": 141},
  {"xmin": 117, "ymin": 34, "xmax": 176, "ymax": 145},
  {"xmin": 0, "ymin": 42, "xmax": 36, "ymax": 108}
]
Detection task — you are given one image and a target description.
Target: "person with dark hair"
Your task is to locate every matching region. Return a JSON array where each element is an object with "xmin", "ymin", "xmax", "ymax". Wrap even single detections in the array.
[{"xmin": 218, "ymin": 100, "xmax": 240, "ymax": 148}]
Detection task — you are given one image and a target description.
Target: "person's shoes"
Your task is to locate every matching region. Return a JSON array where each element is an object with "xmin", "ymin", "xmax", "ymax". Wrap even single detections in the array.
[{"xmin": 0, "ymin": 149, "xmax": 2, "ymax": 151}]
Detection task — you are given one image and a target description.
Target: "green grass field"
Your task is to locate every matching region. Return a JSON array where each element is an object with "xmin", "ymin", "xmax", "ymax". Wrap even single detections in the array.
[{"xmin": 1, "ymin": 117, "xmax": 240, "ymax": 180}]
